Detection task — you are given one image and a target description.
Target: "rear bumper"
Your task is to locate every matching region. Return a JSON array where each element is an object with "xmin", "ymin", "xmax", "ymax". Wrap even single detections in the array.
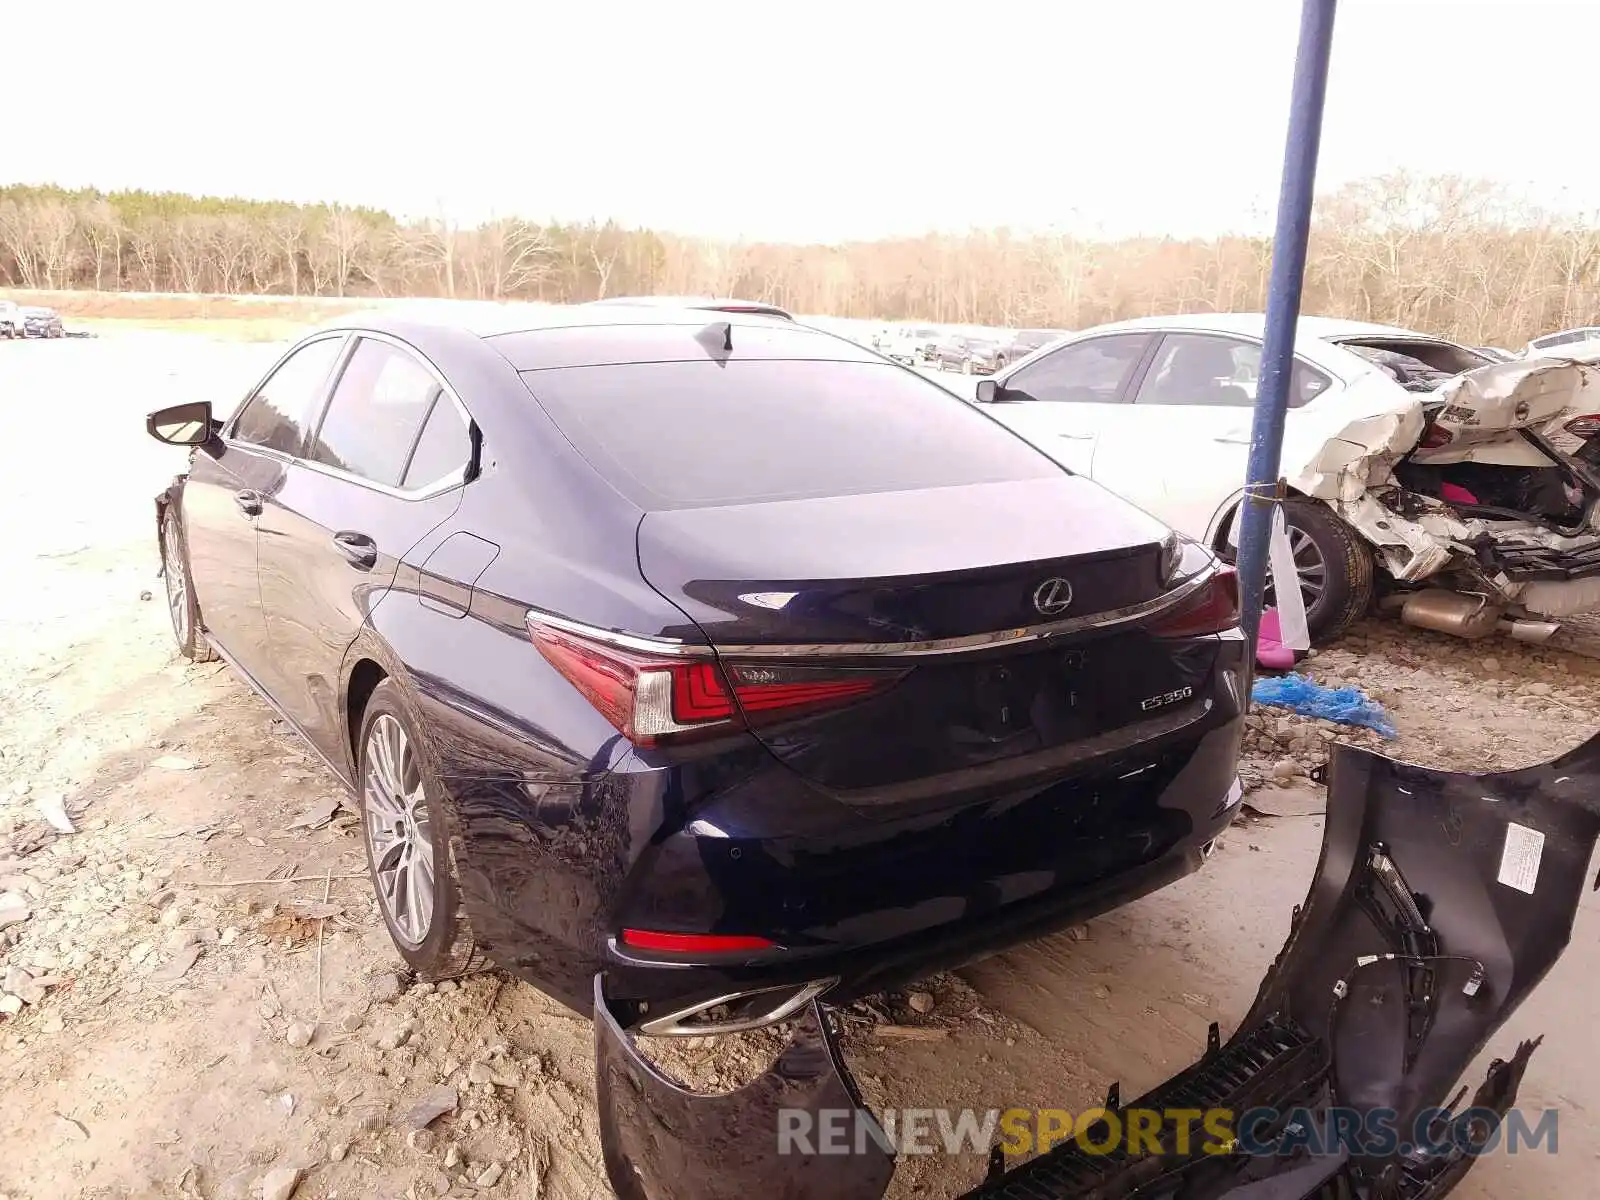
[
  {"xmin": 597, "ymin": 691, "xmax": 1247, "ymax": 1018},
  {"xmin": 596, "ymin": 729, "xmax": 1600, "ymax": 1199}
]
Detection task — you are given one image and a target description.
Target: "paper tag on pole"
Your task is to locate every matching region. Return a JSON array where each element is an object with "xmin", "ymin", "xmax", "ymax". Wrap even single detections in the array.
[{"xmin": 1269, "ymin": 505, "xmax": 1311, "ymax": 651}]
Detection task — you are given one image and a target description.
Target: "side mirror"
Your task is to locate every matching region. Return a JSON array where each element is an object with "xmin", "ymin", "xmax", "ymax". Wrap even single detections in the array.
[
  {"xmin": 147, "ymin": 401, "xmax": 215, "ymax": 447},
  {"xmin": 973, "ymin": 379, "xmax": 999, "ymax": 404}
]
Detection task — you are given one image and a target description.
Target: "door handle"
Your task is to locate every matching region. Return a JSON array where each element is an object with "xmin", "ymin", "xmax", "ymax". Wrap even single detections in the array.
[
  {"xmin": 1214, "ymin": 433, "xmax": 1251, "ymax": 446},
  {"xmin": 233, "ymin": 490, "xmax": 262, "ymax": 516},
  {"xmin": 1056, "ymin": 432, "xmax": 1095, "ymax": 441},
  {"xmin": 332, "ymin": 530, "xmax": 378, "ymax": 569}
]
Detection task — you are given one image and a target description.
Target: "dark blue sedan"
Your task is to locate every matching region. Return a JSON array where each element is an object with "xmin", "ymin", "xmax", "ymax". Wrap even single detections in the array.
[{"xmin": 145, "ymin": 301, "xmax": 1249, "ymax": 1190}]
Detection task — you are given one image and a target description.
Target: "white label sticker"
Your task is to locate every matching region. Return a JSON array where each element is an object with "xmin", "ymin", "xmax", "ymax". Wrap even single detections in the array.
[{"xmin": 1497, "ymin": 822, "xmax": 1545, "ymax": 895}]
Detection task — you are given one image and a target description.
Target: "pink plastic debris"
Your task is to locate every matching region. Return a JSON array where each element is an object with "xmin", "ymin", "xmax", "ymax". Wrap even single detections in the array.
[
  {"xmin": 1440, "ymin": 482, "xmax": 1479, "ymax": 505},
  {"xmin": 1256, "ymin": 608, "xmax": 1297, "ymax": 669}
]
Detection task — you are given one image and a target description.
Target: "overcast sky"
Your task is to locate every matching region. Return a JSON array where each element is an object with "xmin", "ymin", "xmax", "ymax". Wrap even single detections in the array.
[{"xmin": 9, "ymin": 0, "xmax": 1595, "ymax": 242}]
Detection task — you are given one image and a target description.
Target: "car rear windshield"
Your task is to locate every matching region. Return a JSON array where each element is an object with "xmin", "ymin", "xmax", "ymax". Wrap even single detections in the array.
[{"xmin": 521, "ymin": 358, "xmax": 1057, "ymax": 509}]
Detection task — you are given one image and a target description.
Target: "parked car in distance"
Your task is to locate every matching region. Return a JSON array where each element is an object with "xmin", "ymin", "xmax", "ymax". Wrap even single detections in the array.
[
  {"xmin": 879, "ymin": 323, "xmax": 939, "ymax": 366},
  {"xmin": 145, "ymin": 303, "xmax": 1246, "ymax": 1194},
  {"xmin": 996, "ymin": 327, "xmax": 1071, "ymax": 370},
  {"xmin": 19, "ymin": 306, "xmax": 64, "ymax": 338},
  {"xmin": 932, "ymin": 332, "xmax": 1004, "ymax": 374},
  {"xmin": 972, "ymin": 312, "xmax": 1600, "ymax": 642},
  {"xmin": 586, "ymin": 295, "xmax": 794, "ymax": 320},
  {"xmin": 0, "ymin": 300, "xmax": 21, "ymax": 339},
  {"xmin": 1524, "ymin": 326, "xmax": 1600, "ymax": 358}
]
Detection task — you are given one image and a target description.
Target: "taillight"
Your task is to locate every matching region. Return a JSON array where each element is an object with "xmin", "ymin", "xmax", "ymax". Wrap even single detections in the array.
[
  {"xmin": 1418, "ymin": 424, "xmax": 1454, "ymax": 449},
  {"xmin": 1148, "ymin": 567, "xmax": 1241, "ymax": 638},
  {"xmin": 1564, "ymin": 414, "xmax": 1600, "ymax": 439},
  {"xmin": 526, "ymin": 618, "xmax": 904, "ymax": 747}
]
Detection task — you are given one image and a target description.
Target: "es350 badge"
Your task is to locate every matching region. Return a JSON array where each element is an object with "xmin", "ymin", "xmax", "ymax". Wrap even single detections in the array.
[{"xmin": 1140, "ymin": 685, "xmax": 1193, "ymax": 712}]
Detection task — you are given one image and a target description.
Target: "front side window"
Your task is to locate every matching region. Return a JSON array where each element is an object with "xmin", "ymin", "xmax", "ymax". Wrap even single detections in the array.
[
  {"xmin": 307, "ymin": 338, "xmax": 443, "ymax": 486},
  {"xmin": 1003, "ymin": 334, "xmax": 1151, "ymax": 403},
  {"xmin": 230, "ymin": 336, "xmax": 345, "ymax": 454},
  {"xmin": 1137, "ymin": 334, "xmax": 1330, "ymax": 409}
]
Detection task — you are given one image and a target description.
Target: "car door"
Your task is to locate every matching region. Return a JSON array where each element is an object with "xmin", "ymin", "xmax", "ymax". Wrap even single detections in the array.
[
  {"xmin": 254, "ymin": 333, "xmax": 475, "ymax": 769},
  {"xmin": 1088, "ymin": 332, "xmax": 1333, "ymax": 538},
  {"xmin": 980, "ymin": 332, "xmax": 1155, "ymax": 474},
  {"xmin": 181, "ymin": 333, "xmax": 348, "ymax": 683}
]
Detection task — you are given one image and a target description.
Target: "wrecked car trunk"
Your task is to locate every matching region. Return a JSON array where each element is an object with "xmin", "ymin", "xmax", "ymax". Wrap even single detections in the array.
[
  {"xmin": 594, "ymin": 730, "xmax": 1600, "ymax": 1199},
  {"xmin": 1290, "ymin": 349, "xmax": 1600, "ymax": 624}
]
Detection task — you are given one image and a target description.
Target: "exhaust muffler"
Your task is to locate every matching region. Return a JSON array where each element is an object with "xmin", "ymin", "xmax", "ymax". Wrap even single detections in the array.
[{"xmin": 1395, "ymin": 589, "xmax": 1503, "ymax": 639}]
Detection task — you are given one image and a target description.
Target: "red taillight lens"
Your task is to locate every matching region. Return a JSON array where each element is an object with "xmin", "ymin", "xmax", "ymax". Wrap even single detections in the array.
[
  {"xmin": 720, "ymin": 663, "xmax": 888, "ymax": 713},
  {"xmin": 620, "ymin": 929, "xmax": 777, "ymax": 954},
  {"xmin": 527, "ymin": 619, "xmax": 903, "ymax": 747},
  {"xmin": 1564, "ymin": 414, "xmax": 1600, "ymax": 439},
  {"xmin": 1419, "ymin": 424, "xmax": 1454, "ymax": 449},
  {"xmin": 1148, "ymin": 568, "xmax": 1241, "ymax": 638}
]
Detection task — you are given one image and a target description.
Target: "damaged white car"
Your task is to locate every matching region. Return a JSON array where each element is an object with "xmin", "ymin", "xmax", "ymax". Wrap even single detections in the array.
[{"xmin": 973, "ymin": 314, "xmax": 1600, "ymax": 641}]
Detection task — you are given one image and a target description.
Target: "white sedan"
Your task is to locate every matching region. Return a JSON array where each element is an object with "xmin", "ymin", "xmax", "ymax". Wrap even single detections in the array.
[{"xmin": 973, "ymin": 313, "xmax": 1600, "ymax": 639}]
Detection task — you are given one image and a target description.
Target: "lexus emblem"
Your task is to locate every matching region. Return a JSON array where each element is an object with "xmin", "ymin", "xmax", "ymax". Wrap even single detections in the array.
[{"xmin": 1032, "ymin": 577, "xmax": 1074, "ymax": 616}]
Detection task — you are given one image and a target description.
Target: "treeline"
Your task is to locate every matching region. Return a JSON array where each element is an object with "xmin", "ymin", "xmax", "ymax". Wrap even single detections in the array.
[{"xmin": 2, "ymin": 175, "xmax": 1598, "ymax": 346}]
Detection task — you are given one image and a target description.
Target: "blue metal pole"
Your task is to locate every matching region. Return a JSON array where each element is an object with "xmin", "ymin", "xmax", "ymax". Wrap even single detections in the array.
[{"xmin": 1236, "ymin": 0, "xmax": 1339, "ymax": 644}]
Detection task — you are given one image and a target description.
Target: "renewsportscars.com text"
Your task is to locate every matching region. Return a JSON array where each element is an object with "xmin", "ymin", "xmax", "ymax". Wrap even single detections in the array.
[{"xmin": 776, "ymin": 1105, "xmax": 1559, "ymax": 1159}]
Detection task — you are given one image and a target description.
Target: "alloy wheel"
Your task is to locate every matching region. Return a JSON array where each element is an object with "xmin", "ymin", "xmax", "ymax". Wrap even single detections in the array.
[
  {"xmin": 362, "ymin": 714, "xmax": 435, "ymax": 948},
  {"xmin": 163, "ymin": 519, "xmax": 189, "ymax": 645},
  {"xmin": 1263, "ymin": 525, "xmax": 1327, "ymax": 611}
]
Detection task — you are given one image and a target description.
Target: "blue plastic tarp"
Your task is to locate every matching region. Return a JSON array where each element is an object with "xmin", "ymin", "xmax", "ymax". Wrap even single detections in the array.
[{"xmin": 1251, "ymin": 672, "xmax": 1397, "ymax": 739}]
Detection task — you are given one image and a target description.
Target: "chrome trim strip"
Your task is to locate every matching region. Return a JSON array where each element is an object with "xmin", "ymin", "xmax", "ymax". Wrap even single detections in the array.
[
  {"xmin": 525, "ymin": 564, "xmax": 1219, "ymax": 660},
  {"xmin": 637, "ymin": 977, "xmax": 838, "ymax": 1037}
]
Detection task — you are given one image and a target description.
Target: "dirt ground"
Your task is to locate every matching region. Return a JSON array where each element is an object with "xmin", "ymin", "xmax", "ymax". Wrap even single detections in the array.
[{"xmin": 2, "ymin": 329, "xmax": 1597, "ymax": 1200}]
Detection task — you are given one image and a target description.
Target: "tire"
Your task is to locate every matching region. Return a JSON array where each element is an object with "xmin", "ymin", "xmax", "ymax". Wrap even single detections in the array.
[
  {"xmin": 1265, "ymin": 499, "xmax": 1374, "ymax": 640},
  {"xmin": 160, "ymin": 508, "xmax": 217, "ymax": 662},
  {"xmin": 357, "ymin": 680, "xmax": 488, "ymax": 981}
]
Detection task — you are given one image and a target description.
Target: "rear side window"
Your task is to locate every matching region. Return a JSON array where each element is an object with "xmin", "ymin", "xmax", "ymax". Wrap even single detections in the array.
[
  {"xmin": 523, "ymin": 359, "xmax": 1057, "ymax": 509},
  {"xmin": 403, "ymin": 396, "xmax": 472, "ymax": 489},
  {"xmin": 308, "ymin": 337, "xmax": 442, "ymax": 486},
  {"xmin": 232, "ymin": 336, "xmax": 345, "ymax": 455},
  {"xmin": 1136, "ymin": 334, "xmax": 1331, "ymax": 409}
]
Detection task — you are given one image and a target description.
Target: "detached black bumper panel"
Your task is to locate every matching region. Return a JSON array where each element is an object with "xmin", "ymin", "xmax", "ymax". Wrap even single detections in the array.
[
  {"xmin": 596, "ymin": 730, "xmax": 1600, "ymax": 1199},
  {"xmin": 594, "ymin": 975, "xmax": 895, "ymax": 1200}
]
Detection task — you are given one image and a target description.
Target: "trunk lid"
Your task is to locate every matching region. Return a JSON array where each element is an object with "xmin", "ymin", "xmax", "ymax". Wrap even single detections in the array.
[{"xmin": 637, "ymin": 476, "xmax": 1227, "ymax": 799}]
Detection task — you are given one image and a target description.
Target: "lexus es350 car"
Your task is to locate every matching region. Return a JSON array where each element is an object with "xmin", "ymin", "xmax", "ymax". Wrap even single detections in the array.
[{"xmin": 145, "ymin": 303, "xmax": 1247, "ymax": 1190}]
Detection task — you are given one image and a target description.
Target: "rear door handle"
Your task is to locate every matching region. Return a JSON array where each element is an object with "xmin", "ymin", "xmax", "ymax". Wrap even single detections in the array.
[
  {"xmin": 332, "ymin": 530, "xmax": 378, "ymax": 570},
  {"xmin": 1214, "ymin": 433, "xmax": 1251, "ymax": 445},
  {"xmin": 1056, "ymin": 432, "xmax": 1095, "ymax": 441},
  {"xmin": 233, "ymin": 490, "xmax": 262, "ymax": 517}
]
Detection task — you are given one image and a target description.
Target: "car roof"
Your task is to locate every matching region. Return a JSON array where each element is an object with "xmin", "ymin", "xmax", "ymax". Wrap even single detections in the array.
[
  {"xmin": 1079, "ymin": 312, "xmax": 1446, "ymax": 343},
  {"xmin": 586, "ymin": 295, "xmax": 795, "ymax": 319},
  {"xmin": 310, "ymin": 300, "xmax": 887, "ymax": 375},
  {"xmin": 316, "ymin": 300, "xmax": 798, "ymax": 340}
]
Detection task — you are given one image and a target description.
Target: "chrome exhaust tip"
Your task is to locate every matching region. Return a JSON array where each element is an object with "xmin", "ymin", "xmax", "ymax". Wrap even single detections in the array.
[{"xmin": 637, "ymin": 977, "xmax": 838, "ymax": 1037}]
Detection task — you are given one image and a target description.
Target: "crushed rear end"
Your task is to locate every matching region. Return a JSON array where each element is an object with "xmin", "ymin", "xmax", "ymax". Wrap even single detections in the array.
[
  {"xmin": 595, "ymin": 729, "xmax": 1600, "ymax": 1199},
  {"xmin": 1288, "ymin": 349, "xmax": 1600, "ymax": 633}
]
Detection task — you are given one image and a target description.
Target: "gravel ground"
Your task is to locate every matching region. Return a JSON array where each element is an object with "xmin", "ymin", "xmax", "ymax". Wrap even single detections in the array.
[{"xmin": 1, "ymin": 332, "xmax": 1596, "ymax": 1200}]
